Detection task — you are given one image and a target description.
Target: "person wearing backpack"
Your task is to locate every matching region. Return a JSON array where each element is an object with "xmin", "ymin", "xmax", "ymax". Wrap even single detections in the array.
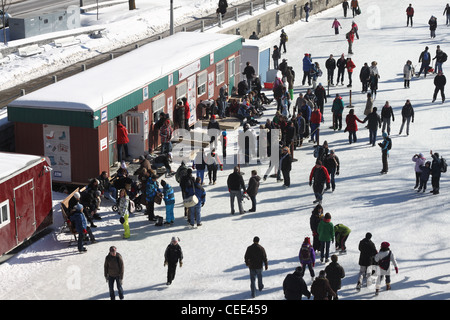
[
  {"xmin": 432, "ymin": 45, "xmax": 447, "ymax": 74},
  {"xmin": 374, "ymin": 242, "xmax": 398, "ymax": 295},
  {"xmin": 430, "ymin": 150, "xmax": 443, "ymax": 194},
  {"xmin": 280, "ymin": 29, "xmax": 288, "ymax": 53},
  {"xmin": 378, "ymin": 132, "xmax": 392, "ymax": 174},
  {"xmin": 418, "ymin": 46, "xmax": 431, "ymax": 78},
  {"xmin": 299, "ymin": 237, "xmax": 316, "ymax": 279}
]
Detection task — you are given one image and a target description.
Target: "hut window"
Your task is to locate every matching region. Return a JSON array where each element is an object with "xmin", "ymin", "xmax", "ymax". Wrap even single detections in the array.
[
  {"xmin": 216, "ymin": 60, "xmax": 225, "ymax": 85},
  {"xmin": 152, "ymin": 93, "xmax": 165, "ymax": 122},
  {"xmin": 176, "ymin": 81, "xmax": 187, "ymax": 101},
  {"xmin": 0, "ymin": 200, "xmax": 10, "ymax": 228},
  {"xmin": 197, "ymin": 71, "xmax": 207, "ymax": 96}
]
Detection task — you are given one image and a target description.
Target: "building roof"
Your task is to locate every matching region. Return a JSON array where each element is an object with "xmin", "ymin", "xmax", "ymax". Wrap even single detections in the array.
[{"xmin": 0, "ymin": 152, "xmax": 44, "ymax": 183}]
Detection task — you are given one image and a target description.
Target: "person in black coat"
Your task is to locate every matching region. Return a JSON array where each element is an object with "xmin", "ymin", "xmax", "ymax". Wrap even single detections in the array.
[
  {"xmin": 336, "ymin": 54, "xmax": 347, "ymax": 85},
  {"xmin": 323, "ymin": 150, "xmax": 340, "ymax": 192},
  {"xmin": 243, "ymin": 62, "xmax": 256, "ymax": 91},
  {"xmin": 360, "ymin": 62, "xmax": 371, "ymax": 93},
  {"xmin": 283, "ymin": 266, "xmax": 311, "ymax": 300},
  {"xmin": 363, "ymin": 107, "xmax": 382, "ymax": 146},
  {"xmin": 227, "ymin": 166, "xmax": 246, "ymax": 214},
  {"xmin": 430, "ymin": 150, "xmax": 442, "ymax": 194},
  {"xmin": 217, "ymin": 0, "xmax": 228, "ymax": 18},
  {"xmin": 356, "ymin": 232, "xmax": 378, "ymax": 290},
  {"xmin": 418, "ymin": 46, "xmax": 431, "ymax": 77},
  {"xmin": 164, "ymin": 237, "xmax": 183, "ymax": 285},
  {"xmin": 432, "ymin": 71, "xmax": 446, "ymax": 103},
  {"xmin": 325, "ymin": 255, "xmax": 345, "ymax": 300},
  {"xmin": 280, "ymin": 146, "xmax": 292, "ymax": 188},
  {"xmin": 325, "ymin": 54, "xmax": 336, "ymax": 85},
  {"xmin": 310, "ymin": 204, "xmax": 323, "ymax": 252}
]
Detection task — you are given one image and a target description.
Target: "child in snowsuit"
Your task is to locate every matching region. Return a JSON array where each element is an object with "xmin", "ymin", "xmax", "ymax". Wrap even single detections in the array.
[
  {"xmin": 417, "ymin": 161, "xmax": 431, "ymax": 192},
  {"xmin": 299, "ymin": 237, "xmax": 316, "ymax": 279},
  {"xmin": 118, "ymin": 189, "xmax": 130, "ymax": 239},
  {"xmin": 161, "ymin": 180, "xmax": 175, "ymax": 224}
]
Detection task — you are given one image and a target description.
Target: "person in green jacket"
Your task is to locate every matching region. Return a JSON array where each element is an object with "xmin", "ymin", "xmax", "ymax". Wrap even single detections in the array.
[
  {"xmin": 331, "ymin": 94, "xmax": 345, "ymax": 131},
  {"xmin": 334, "ymin": 223, "xmax": 351, "ymax": 253},
  {"xmin": 317, "ymin": 212, "xmax": 334, "ymax": 263}
]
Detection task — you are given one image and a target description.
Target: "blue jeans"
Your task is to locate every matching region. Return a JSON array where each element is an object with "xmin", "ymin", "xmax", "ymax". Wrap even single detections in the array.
[
  {"xmin": 310, "ymin": 123, "xmax": 319, "ymax": 142},
  {"xmin": 435, "ymin": 62, "xmax": 443, "ymax": 74},
  {"xmin": 189, "ymin": 204, "xmax": 201, "ymax": 225},
  {"xmin": 369, "ymin": 129, "xmax": 377, "ymax": 146},
  {"xmin": 249, "ymin": 268, "xmax": 263, "ymax": 297},
  {"xmin": 161, "ymin": 142, "xmax": 172, "ymax": 154},
  {"xmin": 105, "ymin": 186, "xmax": 117, "ymax": 201},
  {"xmin": 196, "ymin": 170, "xmax": 205, "ymax": 184},
  {"xmin": 108, "ymin": 276, "xmax": 124, "ymax": 300}
]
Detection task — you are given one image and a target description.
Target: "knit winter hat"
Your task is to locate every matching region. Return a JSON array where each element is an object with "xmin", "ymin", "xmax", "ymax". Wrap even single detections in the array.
[{"xmin": 381, "ymin": 241, "xmax": 390, "ymax": 249}]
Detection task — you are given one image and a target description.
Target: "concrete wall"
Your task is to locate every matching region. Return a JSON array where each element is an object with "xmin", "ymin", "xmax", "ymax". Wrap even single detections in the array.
[{"xmin": 218, "ymin": 0, "xmax": 344, "ymax": 39}]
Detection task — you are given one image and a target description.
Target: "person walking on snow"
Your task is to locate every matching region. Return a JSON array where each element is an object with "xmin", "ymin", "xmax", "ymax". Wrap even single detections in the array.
[
  {"xmin": 432, "ymin": 71, "xmax": 446, "ymax": 103},
  {"xmin": 227, "ymin": 166, "xmax": 246, "ymax": 215},
  {"xmin": 342, "ymin": 0, "xmax": 349, "ymax": 18},
  {"xmin": 418, "ymin": 46, "xmax": 431, "ymax": 78},
  {"xmin": 432, "ymin": 45, "xmax": 447, "ymax": 74},
  {"xmin": 323, "ymin": 150, "xmax": 340, "ymax": 192},
  {"xmin": 311, "ymin": 270, "xmax": 336, "ymax": 300},
  {"xmin": 412, "ymin": 153, "xmax": 426, "ymax": 189},
  {"xmin": 403, "ymin": 60, "xmax": 415, "ymax": 88},
  {"xmin": 378, "ymin": 132, "xmax": 392, "ymax": 174},
  {"xmin": 280, "ymin": 29, "xmax": 288, "ymax": 53},
  {"xmin": 406, "ymin": 4, "xmax": 414, "ymax": 27},
  {"xmin": 430, "ymin": 150, "xmax": 443, "ymax": 195},
  {"xmin": 104, "ymin": 246, "xmax": 125, "ymax": 300},
  {"xmin": 346, "ymin": 57, "xmax": 356, "ymax": 87},
  {"xmin": 331, "ymin": 93, "xmax": 344, "ymax": 131},
  {"xmin": 164, "ymin": 236, "xmax": 183, "ymax": 285},
  {"xmin": 282, "ymin": 266, "xmax": 311, "ymax": 300},
  {"xmin": 299, "ymin": 237, "xmax": 316, "ymax": 279},
  {"xmin": 304, "ymin": 2, "xmax": 311, "ymax": 22},
  {"xmin": 325, "ymin": 255, "xmax": 345, "ymax": 300},
  {"xmin": 369, "ymin": 61, "xmax": 380, "ymax": 97},
  {"xmin": 398, "ymin": 99, "xmax": 414, "ymax": 135},
  {"xmin": 363, "ymin": 106, "xmax": 381, "ymax": 146},
  {"xmin": 429, "ymin": 15, "xmax": 437, "ymax": 38},
  {"xmin": 309, "ymin": 160, "xmax": 331, "ymax": 204},
  {"xmin": 381, "ymin": 101, "xmax": 395, "ymax": 135},
  {"xmin": 336, "ymin": 54, "xmax": 346, "ymax": 85},
  {"xmin": 444, "ymin": 4, "xmax": 450, "ymax": 25},
  {"xmin": 374, "ymin": 242, "xmax": 398, "ymax": 295},
  {"xmin": 356, "ymin": 232, "xmax": 378, "ymax": 291},
  {"xmin": 347, "ymin": 29, "xmax": 355, "ymax": 55},
  {"xmin": 344, "ymin": 109, "xmax": 364, "ymax": 144},
  {"xmin": 317, "ymin": 212, "xmax": 334, "ymax": 263},
  {"xmin": 332, "ymin": 18, "xmax": 342, "ymax": 34},
  {"xmin": 247, "ymin": 170, "xmax": 260, "ymax": 212}
]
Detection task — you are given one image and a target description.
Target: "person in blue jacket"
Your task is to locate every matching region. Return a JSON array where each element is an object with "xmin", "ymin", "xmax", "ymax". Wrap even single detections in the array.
[
  {"xmin": 146, "ymin": 174, "xmax": 161, "ymax": 222},
  {"xmin": 189, "ymin": 177, "xmax": 206, "ymax": 228},
  {"xmin": 161, "ymin": 180, "xmax": 175, "ymax": 224},
  {"xmin": 70, "ymin": 203, "xmax": 88, "ymax": 252},
  {"xmin": 302, "ymin": 53, "xmax": 313, "ymax": 86}
]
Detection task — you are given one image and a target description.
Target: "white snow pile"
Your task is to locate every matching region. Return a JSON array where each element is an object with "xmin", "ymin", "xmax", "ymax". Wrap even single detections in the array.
[{"xmin": 1, "ymin": 0, "xmax": 450, "ymax": 304}]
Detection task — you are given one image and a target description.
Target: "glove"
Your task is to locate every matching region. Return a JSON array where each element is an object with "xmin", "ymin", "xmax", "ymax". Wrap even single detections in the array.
[
  {"xmin": 164, "ymin": 261, "xmax": 167, "ymax": 267},
  {"xmin": 201, "ymin": 202, "xmax": 204, "ymax": 207},
  {"xmin": 83, "ymin": 229, "xmax": 87, "ymax": 234},
  {"xmin": 395, "ymin": 267, "xmax": 398, "ymax": 274},
  {"xmin": 179, "ymin": 261, "xmax": 183, "ymax": 267}
]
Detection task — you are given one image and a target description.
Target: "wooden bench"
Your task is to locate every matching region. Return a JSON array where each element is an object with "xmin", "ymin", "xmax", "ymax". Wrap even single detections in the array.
[
  {"xmin": 18, "ymin": 44, "xmax": 44, "ymax": 57},
  {"xmin": 60, "ymin": 186, "xmax": 85, "ymax": 246},
  {"xmin": 54, "ymin": 36, "xmax": 81, "ymax": 48}
]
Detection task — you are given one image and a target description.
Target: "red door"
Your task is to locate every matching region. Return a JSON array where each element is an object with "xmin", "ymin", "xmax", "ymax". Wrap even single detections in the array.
[{"xmin": 13, "ymin": 180, "xmax": 36, "ymax": 244}]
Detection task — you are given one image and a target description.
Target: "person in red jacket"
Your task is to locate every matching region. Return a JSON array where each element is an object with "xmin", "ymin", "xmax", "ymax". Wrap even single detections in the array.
[
  {"xmin": 406, "ymin": 4, "xmax": 414, "ymax": 27},
  {"xmin": 182, "ymin": 97, "xmax": 191, "ymax": 131},
  {"xmin": 346, "ymin": 57, "xmax": 356, "ymax": 87},
  {"xmin": 309, "ymin": 106, "xmax": 322, "ymax": 145},
  {"xmin": 347, "ymin": 29, "xmax": 355, "ymax": 55},
  {"xmin": 309, "ymin": 160, "xmax": 331, "ymax": 204},
  {"xmin": 117, "ymin": 121, "xmax": 130, "ymax": 164},
  {"xmin": 344, "ymin": 109, "xmax": 364, "ymax": 144}
]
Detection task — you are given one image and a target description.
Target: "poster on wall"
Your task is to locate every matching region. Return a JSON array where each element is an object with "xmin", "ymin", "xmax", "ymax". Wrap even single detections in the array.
[
  {"xmin": 208, "ymin": 71, "xmax": 215, "ymax": 99},
  {"xmin": 43, "ymin": 124, "xmax": 71, "ymax": 182},
  {"xmin": 187, "ymin": 74, "xmax": 197, "ymax": 127},
  {"xmin": 167, "ymin": 96, "xmax": 173, "ymax": 120}
]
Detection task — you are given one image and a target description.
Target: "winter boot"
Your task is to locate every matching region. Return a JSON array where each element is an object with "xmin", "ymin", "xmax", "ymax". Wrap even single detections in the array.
[
  {"xmin": 386, "ymin": 284, "xmax": 391, "ymax": 291},
  {"xmin": 356, "ymin": 282, "xmax": 362, "ymax": 291}
]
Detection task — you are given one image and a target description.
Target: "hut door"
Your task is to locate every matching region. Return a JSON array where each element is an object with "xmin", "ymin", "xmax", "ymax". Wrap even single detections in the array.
[
  {"xmin": 13, "ymin": 179, "xmax": 36, "ymax": 244},
  {"xmin": 125, "ymin": 110, "xmax": 148, "ymax": 158},
  {"xmin": 228, "ymin": 57, "xmax": 235, "ymax": 95}
]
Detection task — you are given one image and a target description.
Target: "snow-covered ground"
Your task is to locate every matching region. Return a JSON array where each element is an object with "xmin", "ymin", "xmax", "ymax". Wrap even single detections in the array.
[{"xmin": 1, "ymin": 0, "xmax": 450, "ymax": 304}]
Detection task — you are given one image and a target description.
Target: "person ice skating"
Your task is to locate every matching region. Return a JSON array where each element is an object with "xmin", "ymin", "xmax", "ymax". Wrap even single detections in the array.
[
  {"xmin": 309, "ymin": 160, "xmax": 331, "ymax": 204},
  {"xmin": 161, "ymin": 180, "xmax": 175, "ymax": 225},
  {"xmin": 378, "ymin": 132, "xmax": 392, "ymax": 174},
  {"xmin": 430, "ymin": 150, "xmax": 443, "ymax": 194},
  {"xmin": 280, "ymin": 146, "xmax": 292, "ymax": 188},
  {"xmin": 364, "ymin": 92, "xmax": 373, "ymax": 116},
  {"xmin": 412, "ymin": 153, "xmax": 426, "ymax": 189},
  {"xmin": 374, "ymin": 242, "xmax": 398, "ymax": 295},
  {"xmin": 432, "ymin": 46, "xmax": 447, "ymax": 74},
  {"xmin": 417, "ymin": 161, "xmax": 432, "ymax": 192},
  {"xmin": 351, "ymin": 20, "xmax": 359, "ymax": 39},
  {"xmin": 346, "ymin": 57, "xmax": 356, "ymax": 87},
  {"xmin": 444, "ymin": 4, "xmax": 450, "ymax": 25},
  {"xmin": 118, "ymin": 188, "xmax": 130, "ymax": 239},
  {"xmin": 244, "ymin": 236, "xmax": 268, "ymax": 298},
  {"xmin": 164, "ymin": 236, "xmax": 183, "ymax": 285},
  {"xmin": 406, "ymin": 4, "xmax": 414, "ymax": 27},
  {"xmin": 369, "ymin": 61, "xmax": 380, "ymax": 97},
  {"xmin": 344, "ymin": 109, "xmax": 364, "ymax": 144},
  {"xmin": 325, "ymin": 54, "xmax": 336, "ymax": 85},
  {"xmin": 317, "ymin": 212, "xmax": 334, "ymax": 263},
  {"xmin": 314, "ymin": 83, "xmax": 327, "ymax": 115},
  {"xmin": 381, "ymin": 101, "xmax": 395, "ymax": 135},
  {"xmin": 332, "ymin": 18, "xmax": 342, "ymax": 34},
  {"xmin": 334, "ymin": 223, "xmax": 351, "ymax": 253},
  {"xmin": 324, "ymin": 150, "xmax": 340, "ymax": 192},
  {"xmin": 304, "ymin": 2, "xmax": 311, "ymax": 22},
  {"xmin": 360, "ymin": 62, "xmax": 370, "ymax": 93},
  {"xmin": 189, "ymin": 177, "xmax": 206, "ymax": 228},
  {"xmin": 342, "ymin": 0, "xmax": 349, "ymax": 17},
  {"xmin": 331, "ymin": 93, "xmax": 344, "ymax": 131},
  {"xmin": 346, "ymin": 29, "xmax": 355, "ymax": 55},
  {"xmin": 282, "ymin": 266, "xmax": 311, "ymax": 300},
  {"xmin": 310, "ymin": 204, "xmax": 323, "ymax": 252},
  {"xmin": 311, "ymin": 270, "xmax": 336, "ymax": 300},
  {"xmin": 70, "ymin": 203, "xmax": 88, "ymax": 252},
  {"xmin": 272, "ymin": 45, "xmax": 281, "ymax": 69},
  {"xmin": 399, "ymin": 99, "xmax": 414, "ymax": 135},
  {"xmin": 356, "ymin": 232, "xmax": 378, "ymax": 291},
  {"xmin": 227, "ymin": 166, "xmax": 246, "ymax": 215},
  {"xmin": 432, "ymin": 71, "xmax": 446, "ymax": 103},
  {"xmin": 302, "ymin": 53, "xmax": 313, "ymax": 86},
  {"xmin": 363, "ymin": 106, "xmax": 381, "ymax": 146},
  {"xmin": 429, "ymin": 15, "xmax": 437, "ymax": 38},
  {"xmin": 104, "ymin": 246, "xmax": 124, "ymax": 300},
  {"xmin": 206, "ymin": 148, "xmax": 222, "ymax": 185},
  {"xmin": 309, "ymin": 106, "xmax": 322, "ymax": 144},
  {"xmin": 325, "ymin": 255, "xmax": 345, "ymax": 300},
  {"xmin": 336, "ymin": 54, "xmax": 346, "ymax": 85},
  {"xmin": 299, "ymin": 237, "xmax": 316, "ymax": 279},
  {"xmin": 403, "ymin": 60, "xmax": 415, "ymax": 88},
  {"xmin": 280, "ymin": 29, "xmax": 288, "ymax": 53},
  {"xmin": 247, "ymin": 170, "xmax": 260, "ymax": 212},
  {"xmin": 418, "ymin": 46, "xmax": 431, "ymax": 78},
  {"xmin": 350, "ymin": 0, "xmax": 359, "ymax": 17}
]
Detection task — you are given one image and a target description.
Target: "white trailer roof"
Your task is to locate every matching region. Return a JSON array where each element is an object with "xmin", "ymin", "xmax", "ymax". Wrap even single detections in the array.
[{"xmin": 0, "ymin": 152, "xmax": 44, "ymax": 183}]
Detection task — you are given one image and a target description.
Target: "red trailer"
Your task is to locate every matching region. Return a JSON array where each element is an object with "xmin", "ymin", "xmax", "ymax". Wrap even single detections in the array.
[{"xmin": 0, "ymin": 152, "xmax": 53, "ymax": 256}]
